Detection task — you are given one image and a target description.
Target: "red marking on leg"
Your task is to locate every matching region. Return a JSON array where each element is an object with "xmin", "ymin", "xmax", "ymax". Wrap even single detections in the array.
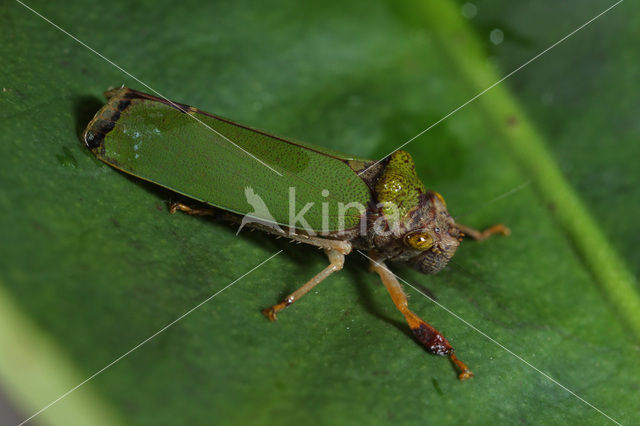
[{"xmin": 411, "ymin": 323, "xmax": 453, "ymax": 356}]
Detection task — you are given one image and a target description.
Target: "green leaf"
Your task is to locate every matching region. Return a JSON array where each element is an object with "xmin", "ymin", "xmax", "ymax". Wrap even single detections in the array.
[{"xmin": 1, "ymin": 0, "xmax": 638, "ymax": 425}]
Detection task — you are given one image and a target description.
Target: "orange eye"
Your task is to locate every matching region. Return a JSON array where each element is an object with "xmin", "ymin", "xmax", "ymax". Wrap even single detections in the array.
[
  {"xmin": 404, "ymin": 231, "xmax": 433, "ymax": 251},
  {"xmin": 433, "ymin": 191, "xmax": 446, "ymax": 207}
]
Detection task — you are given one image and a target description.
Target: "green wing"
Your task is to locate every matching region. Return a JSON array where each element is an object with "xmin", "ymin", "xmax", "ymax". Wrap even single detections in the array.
[{"xmin": 83, "ymin": 88, "xmax": 374, "ymax": 232}]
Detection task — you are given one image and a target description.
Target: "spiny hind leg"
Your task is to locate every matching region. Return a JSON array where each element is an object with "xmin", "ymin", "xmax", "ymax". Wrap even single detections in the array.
[
  {"xmin": 454, "ymin": 222, "xmax": 510, "ymax": 241},
  {"xmin": 169, "ymin": 201, "xmax": 217, "ymax": 216},
  {"xmin": 170, "ymin": 201, "xmax": 352, "ymax": 256},
  {"xmin": 262, "ymin": 247, "xmax": 345, "ymax": 321},
  {"xmin": 368, "ymin": 251, "xmax": 473, "ymax": 380}
]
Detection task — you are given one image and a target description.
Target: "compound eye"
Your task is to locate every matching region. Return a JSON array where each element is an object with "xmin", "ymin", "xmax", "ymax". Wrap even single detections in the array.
[
  {"xmin": 404, "ymin": 231, "xmax": 434, "ymax": 251},
  {"xmin": 433, "ymin": 191, "xmax": 447, "ymax": 208}
]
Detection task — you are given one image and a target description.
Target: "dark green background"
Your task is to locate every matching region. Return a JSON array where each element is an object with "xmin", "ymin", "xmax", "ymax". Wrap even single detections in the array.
[{"xmin": 1, "ymin": 0, "xmax": 638, "ymax": 424}]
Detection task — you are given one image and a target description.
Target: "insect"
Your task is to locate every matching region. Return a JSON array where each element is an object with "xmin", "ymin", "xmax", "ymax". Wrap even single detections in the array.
[{"xmin": 83, "ymin": 87, "xmax": 509, "ymax": 380}]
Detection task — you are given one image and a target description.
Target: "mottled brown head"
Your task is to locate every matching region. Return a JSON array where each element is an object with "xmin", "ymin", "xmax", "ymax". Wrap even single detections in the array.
[
  {"xmin": 404, "ymin": 191, "xmax": 461, "ymax": 274},
  {"xmin": 371, "ymin": 151, "xmax": 461, "ymax": 274}
]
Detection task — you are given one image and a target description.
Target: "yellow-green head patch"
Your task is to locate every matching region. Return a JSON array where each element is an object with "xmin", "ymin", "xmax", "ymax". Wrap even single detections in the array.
[{"xmin": 375, "ymin": 150, "xmax": 426, "ymax": 227}]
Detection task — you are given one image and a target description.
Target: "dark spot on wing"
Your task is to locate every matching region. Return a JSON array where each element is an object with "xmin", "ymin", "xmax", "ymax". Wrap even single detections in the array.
[{"xmin": 117, "ymin": 99, "xmax": 131, "ymax": 111}]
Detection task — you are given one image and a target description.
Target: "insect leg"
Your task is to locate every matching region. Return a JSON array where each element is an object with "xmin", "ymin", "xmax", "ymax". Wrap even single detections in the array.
[
  {"xmin": 368, "ymin": 252, "xmax": 473, "ymax": 380},
  {"xmin": 169, "ymin": 201, "xmax": 217, "ymax": 216},
  {"xmin": 262, "ymin": 248, "xmax": 345, "ymax": 321},
  {"xmin": 453, "ymin": 222, "xmax": 510, "ymax": 241},
  {"xmin": 284, "ymin": 234, "xmax": 352, "ymax": 255}
]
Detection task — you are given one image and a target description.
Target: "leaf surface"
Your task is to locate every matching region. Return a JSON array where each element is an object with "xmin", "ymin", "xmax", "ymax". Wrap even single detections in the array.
[{"xmin": 1, "ymin": 0, "xmax": 638, "ymax": 424}]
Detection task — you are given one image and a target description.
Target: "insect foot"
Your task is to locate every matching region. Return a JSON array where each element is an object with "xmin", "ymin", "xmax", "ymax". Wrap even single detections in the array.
[{"xmin": 262, "ymin": 307, "xmax": 279, "ymax": 322}]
